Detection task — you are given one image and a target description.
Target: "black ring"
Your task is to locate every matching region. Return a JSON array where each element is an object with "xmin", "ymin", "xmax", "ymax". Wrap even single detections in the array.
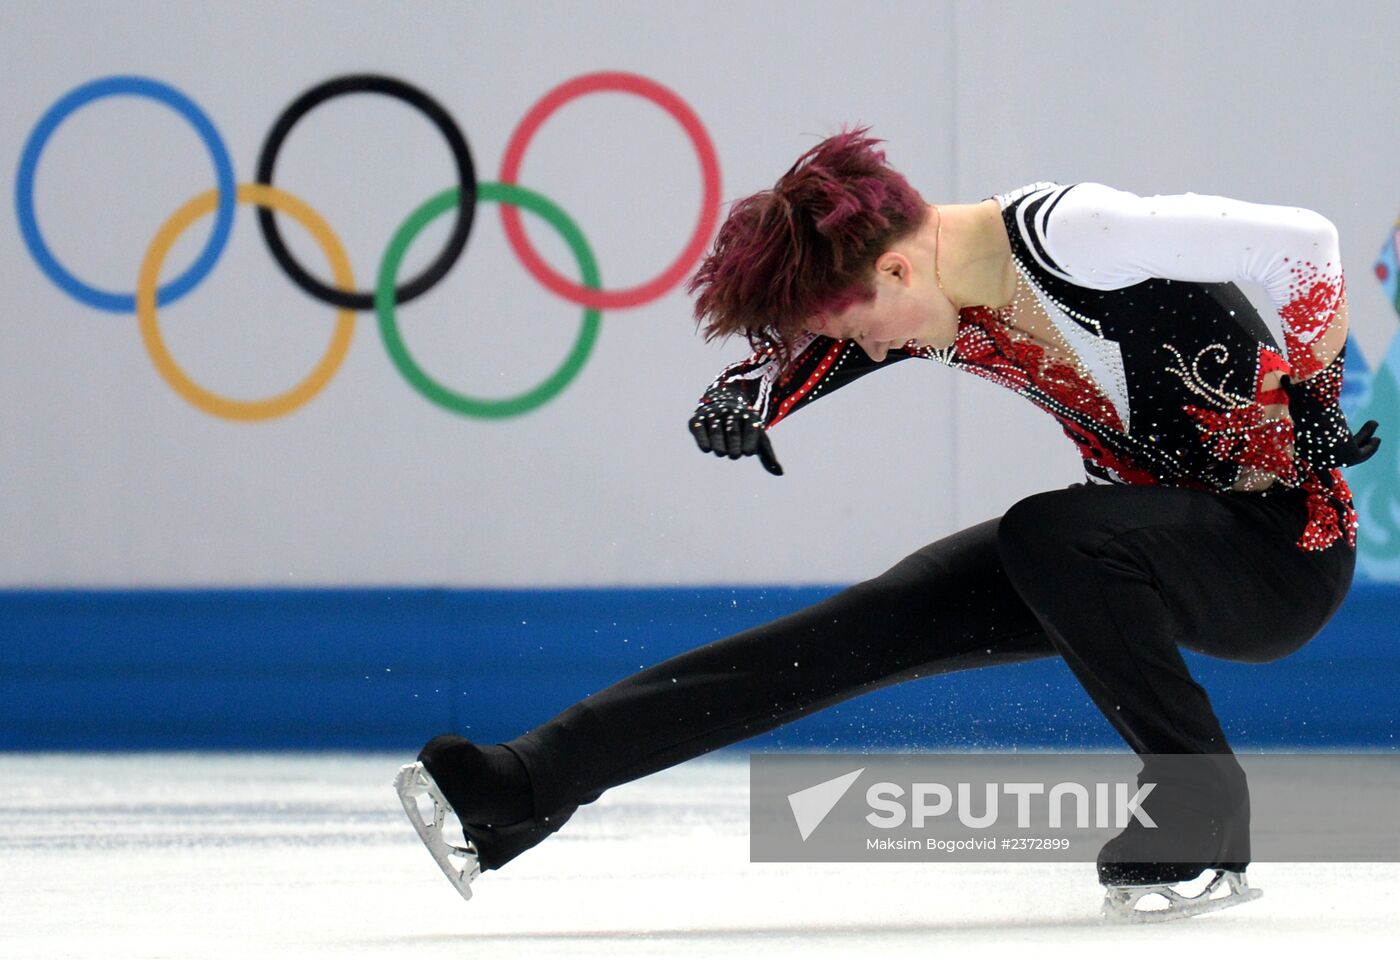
[{"xmin": 255, "ymin": 74, "xmax": 477, "ymax": 310}]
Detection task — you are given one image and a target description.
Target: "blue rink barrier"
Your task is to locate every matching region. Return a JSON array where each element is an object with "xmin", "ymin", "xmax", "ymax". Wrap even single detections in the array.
[{"xmin": 0, "ymin": 585, "xmax": 1395, "ymax": 751}]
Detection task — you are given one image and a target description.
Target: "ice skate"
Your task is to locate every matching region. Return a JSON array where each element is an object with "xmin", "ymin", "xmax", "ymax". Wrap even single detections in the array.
[
  {"xmin": 1101, "ymin": 867, "xmax": 1262, "ymax": 922},
  {"xmin": 393, "ymin": 761, "xmax": 482, "ymax": 901},
  {"xmin": 396, "ymin": 735, "xmax": 582, "ymax": 899},
  {"xmin": 1097, "ymin": 771, "xmax": 1259, "ymax": 922}
]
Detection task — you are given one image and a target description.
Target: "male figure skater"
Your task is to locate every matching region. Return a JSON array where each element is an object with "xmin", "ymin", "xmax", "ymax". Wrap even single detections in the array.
[{"xmin": 395, "ymin": 129, "xmax": 1377, "ymax": 920}]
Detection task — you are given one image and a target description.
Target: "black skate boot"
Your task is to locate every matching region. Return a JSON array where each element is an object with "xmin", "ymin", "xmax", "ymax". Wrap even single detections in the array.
[
  {"xmin": 394, "ymin": 734, "xmax": 579, "ymax": 900},
  {"xmin": 1098, "ymin": 760, "xmax": 1261, "ymax": 922}
]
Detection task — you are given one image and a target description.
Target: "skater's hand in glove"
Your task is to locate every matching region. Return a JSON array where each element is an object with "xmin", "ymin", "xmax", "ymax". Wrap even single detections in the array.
[
  {"xmin": 1279, "ymin": 375, "xmax": 1382, "ymax": 466},
  {"xmin": 1336, "ymin": 418, "xmax": 1382, "ymax": 466},
  {"xmin": 689, "ymin": 386, "xmax": 784, "ymax": 475}
]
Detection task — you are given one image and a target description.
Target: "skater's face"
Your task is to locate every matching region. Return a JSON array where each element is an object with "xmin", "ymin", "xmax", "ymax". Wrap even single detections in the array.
[{"xmin": 806, "ymin": 249, "xmax": 961, "ymax": 362}]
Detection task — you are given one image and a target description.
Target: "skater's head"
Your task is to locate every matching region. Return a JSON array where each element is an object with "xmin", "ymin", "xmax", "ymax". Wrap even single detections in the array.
[{"xmin": 688, "ymin": 127, "xmax": 957, "ymax": 368}]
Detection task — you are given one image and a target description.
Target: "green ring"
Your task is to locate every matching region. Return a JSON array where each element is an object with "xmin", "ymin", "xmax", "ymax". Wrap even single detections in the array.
[{"xmin": 375, "ymin": 182, "xmax": 601, "ymax": 418}]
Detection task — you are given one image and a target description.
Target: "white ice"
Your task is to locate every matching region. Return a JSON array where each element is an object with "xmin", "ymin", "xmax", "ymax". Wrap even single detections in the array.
[{"xmin": 1, "ymin": 753, "xmax": 1396, "ymax": 959}]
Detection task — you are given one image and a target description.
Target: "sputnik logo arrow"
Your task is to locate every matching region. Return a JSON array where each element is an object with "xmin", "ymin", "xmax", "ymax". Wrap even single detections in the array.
[{"xmin": 787, "ymin": 768, "xmax": 864, "ymax": 841}]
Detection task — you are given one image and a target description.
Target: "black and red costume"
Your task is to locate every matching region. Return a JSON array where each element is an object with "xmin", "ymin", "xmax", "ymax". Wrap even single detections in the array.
[{"xmin": 708, "ymin": 181, "xmax": 1357, "ymax": 551}]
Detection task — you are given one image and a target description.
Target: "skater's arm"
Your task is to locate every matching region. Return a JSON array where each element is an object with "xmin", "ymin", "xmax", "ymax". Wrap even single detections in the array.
[
  {"xmin": 689, "ymin": 332, "xmax": 913, "ymax": 473},
  {"xmin": 1034, "ymin": 182, "xmax": 1348, "ymax": 381},
  {"xmin": 702, "ymin": 331, "xmax": 913, "ymax": 428},
  {"xmin": 1036, "ymin": 183, "xmax": 1377, "ymax": 470}
]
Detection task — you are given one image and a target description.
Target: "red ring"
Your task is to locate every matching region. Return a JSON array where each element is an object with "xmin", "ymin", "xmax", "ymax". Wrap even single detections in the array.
[{"xmin": 498, "ymin": 71, "xmax": 721, "ymax": 310}]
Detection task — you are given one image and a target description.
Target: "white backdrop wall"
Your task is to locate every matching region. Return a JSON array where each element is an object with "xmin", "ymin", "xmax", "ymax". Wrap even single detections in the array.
[{"xmin": 0, "ymin": 0, "xmax": 1396, "ymax": 587}]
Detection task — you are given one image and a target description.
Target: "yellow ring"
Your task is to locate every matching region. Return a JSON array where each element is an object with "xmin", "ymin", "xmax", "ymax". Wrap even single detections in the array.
[{"xmin": 136, "ymin": 183, "xmax": 355, "ymax": 421}]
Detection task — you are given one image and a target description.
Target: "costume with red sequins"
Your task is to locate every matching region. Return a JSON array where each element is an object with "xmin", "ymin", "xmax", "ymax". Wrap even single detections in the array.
[{"xmin": 703, "ymin": 182, "xmax": 1356, "ymax": 551}]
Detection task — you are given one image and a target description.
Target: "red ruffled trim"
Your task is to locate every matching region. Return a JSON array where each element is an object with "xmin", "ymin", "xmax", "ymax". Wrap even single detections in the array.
[
  {"xmin": 1184, "ymin": 403, "xmax": 1296, "ymax": 478},
  {"xmin": 1059, "ymin": 420, "xmax": 1161, "ymax": 485},
  {"xmin": 1279, "ymin": 273, "xmax": 1344, "ymax": 381},
  {"xmin": 1255, "ymin": 347, "xmax": 1290, "ymax": 405},
  {"xmin": 951, "ymin": 314, "xmax": 1033, "ymax": 392},
  {"xmin": 955, "ymin": 311, "xmax": 1123, "ymax": 430},
  {"xmin": 1297, "ymin": 468, "xmax": 1357, "ymax": 551}
]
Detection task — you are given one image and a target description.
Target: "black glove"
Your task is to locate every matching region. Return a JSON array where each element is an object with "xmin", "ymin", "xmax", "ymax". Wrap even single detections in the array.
[
  {"xmin": 688, "ymin": 386, "xmax": 784, "ymax": 475},
  {"xmin": 1337, "ymin": 419, "xmax": 1382, "ymax": 466},
  {"xmin": 1279, "ymin": 374, "xmax": 1381, "ymax": 466}
]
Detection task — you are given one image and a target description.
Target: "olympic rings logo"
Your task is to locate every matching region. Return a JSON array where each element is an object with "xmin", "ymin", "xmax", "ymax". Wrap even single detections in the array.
[{"xmin": 15, "ymin": 72, "xmax": 722, "ymax": 420}]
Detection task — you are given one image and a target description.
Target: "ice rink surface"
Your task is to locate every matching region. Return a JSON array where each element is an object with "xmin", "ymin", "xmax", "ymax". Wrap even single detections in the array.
[{"xmin": 2, "ymin": 753, "xmax": 1396, "ymax": 959}]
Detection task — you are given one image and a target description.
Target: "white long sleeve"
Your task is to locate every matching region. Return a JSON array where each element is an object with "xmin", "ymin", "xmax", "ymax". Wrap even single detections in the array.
[{"xmin": 1032, "ymin": 182, "xmax": 1345, "ymax": 377}]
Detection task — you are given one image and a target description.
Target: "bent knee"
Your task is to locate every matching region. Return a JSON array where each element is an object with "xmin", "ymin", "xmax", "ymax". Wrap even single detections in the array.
[
  {"xmin": 996, "ymin": 488, "xmax": 1124, "ymax": 592},
  {"xmin": 997, "ymin": 491, "xmax": 1075, "ymax": 565}
]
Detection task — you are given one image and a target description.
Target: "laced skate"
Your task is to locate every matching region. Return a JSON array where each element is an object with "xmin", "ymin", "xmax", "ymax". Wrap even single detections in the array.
[
  {"xmin": 1101, "ymin": 867, "xmax": 1262, "ymax": 922},
  {"xmin": 394, "ymin": 761, "xmax": 481, "ymax": 900}
]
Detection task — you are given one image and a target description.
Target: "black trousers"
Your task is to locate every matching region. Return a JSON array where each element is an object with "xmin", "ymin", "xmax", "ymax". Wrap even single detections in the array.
[{"xmin": 507, "ymin": 482, "xmax": 1354, "ymax": 822}]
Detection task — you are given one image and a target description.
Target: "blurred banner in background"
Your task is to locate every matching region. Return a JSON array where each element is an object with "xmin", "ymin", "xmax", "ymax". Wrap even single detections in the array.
[{"xmin": 1, "ymin": 0, "xmax": 1396, "ymax": 748}]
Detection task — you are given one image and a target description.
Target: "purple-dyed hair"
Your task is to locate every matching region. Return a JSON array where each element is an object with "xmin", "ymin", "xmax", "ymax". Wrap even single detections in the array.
[{"xmin": 687, "ymin": 127, "xmax": 927, "ymax": 367}]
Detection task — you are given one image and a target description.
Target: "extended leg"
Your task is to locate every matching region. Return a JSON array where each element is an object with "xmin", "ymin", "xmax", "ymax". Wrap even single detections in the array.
[
  {"xmin": 403, "ymin": 517, "xmax": 1051, "ymax": 878},
  {"xmin": 508, "ymin": 517, "xmax": 1050, "ymax": 823}
]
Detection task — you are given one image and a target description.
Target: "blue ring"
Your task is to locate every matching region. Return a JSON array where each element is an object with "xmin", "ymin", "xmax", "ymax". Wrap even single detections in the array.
[{"xmin": 14, "ymin": 76, "xmax": 236, "ymax": 313}]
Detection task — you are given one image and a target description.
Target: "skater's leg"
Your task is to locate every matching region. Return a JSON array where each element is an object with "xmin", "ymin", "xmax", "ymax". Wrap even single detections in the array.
[
  {"xmin": 996, "ymin": 483, "xmax": 1353, "ymax": 757},
  {"xmin": 507, "ymin": 516, "xmax": 1052, "ymax": 821},
  {"xmin": 995, "ymin": 482, "xmax": 1354, "ymax": 880}
]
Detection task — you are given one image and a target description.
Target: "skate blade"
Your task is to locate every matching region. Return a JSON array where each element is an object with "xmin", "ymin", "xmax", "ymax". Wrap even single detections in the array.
[
  {"xmin": 394, "ymin": 761, "xmax": 481, "ymax": 901},
  {"xmin": 1102, "ymin": 869, "xmax": 1262, "ymax": 923}
]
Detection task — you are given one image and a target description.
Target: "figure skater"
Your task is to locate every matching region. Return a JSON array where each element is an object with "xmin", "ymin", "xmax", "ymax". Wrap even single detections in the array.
[{"xmin": 395, "ymin": 129, "xmax": 1377, "ymax": 921}]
